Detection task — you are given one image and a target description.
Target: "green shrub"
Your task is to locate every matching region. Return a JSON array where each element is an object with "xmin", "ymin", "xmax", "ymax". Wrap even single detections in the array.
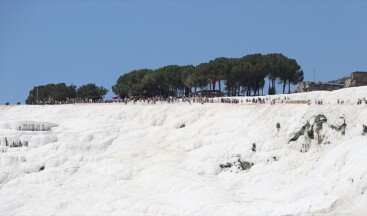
[{"xmin": 252, "ymin": 143, "xmax": 256, "ymax": 152}]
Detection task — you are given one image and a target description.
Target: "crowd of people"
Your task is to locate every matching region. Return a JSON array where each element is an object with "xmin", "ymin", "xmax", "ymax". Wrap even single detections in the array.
[
  {"xmin": 34, "ymin": 97, "xmax": 114, "ymax": 105},
  {"xmin": 335, "ymin": 98, "xmax": 367, "ymax": 105},
  {"xmin": 111, "ymin": 95, "xmax": 365, "ymax": 106},
  {"xmin": 357, "ymin": 98, "xmax": 367, "ymax": 105},
  {"xmin": 31, "ymin": 95, "xmax": 366, "ymax": 106}
]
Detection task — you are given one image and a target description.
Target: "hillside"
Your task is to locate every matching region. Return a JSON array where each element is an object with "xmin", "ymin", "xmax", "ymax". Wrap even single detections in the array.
[
  {"xmin": 327, "ymin": 76, "xmax": 349, "ymax": 84},
  {"xmin": 0, "ymin": 86, "xmax": 367, "ymax": 215}
]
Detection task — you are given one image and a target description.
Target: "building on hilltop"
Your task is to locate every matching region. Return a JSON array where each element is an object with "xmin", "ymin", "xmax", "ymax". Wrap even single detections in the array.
[
  {"xmin": 296, "ymin": 71, "xmax": 367, "ymax": 93},
  {"xmin": 296, "ymin": 82, "xmax": 344, "ymax": 93},
  {"xmin": 344, "ymin": 71, "xmax": 367, "ymax": 87}
]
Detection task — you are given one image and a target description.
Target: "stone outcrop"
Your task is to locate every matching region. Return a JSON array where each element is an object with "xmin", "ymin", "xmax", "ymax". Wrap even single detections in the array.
[
  {"xmin": 330, "ymin": 117, "xmax": 347, "ymax": 135},
  {"xmin": 289, "ymin": 114, "xmax": 347, "ymax": 152},
  {"xmin": 220, "ymin": 156, "xmax": 254, "ymax": 172}
]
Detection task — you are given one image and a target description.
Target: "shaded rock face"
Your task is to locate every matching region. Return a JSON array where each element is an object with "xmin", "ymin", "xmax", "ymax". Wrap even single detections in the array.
[
  {"xmin": 363, "ymin": 125, "xmax": 367, "ymax": 136},
  {"xmin": 239, "ymin": 161, "xmax": 254, "ymax": 170},
  {"xmin": 330, "ymin": 117, "xmax": 347, "ymax": 135},
  {"xmin": 219, "ymin": 162, "xmax": 232, "ymax": 169},
  {"xmin": 220, "ymin": 158, "xmax": 254, "ymax": 173},
  {"xmin": 315, "ymin": 114, "xmax": 327, "ymax": 130},
  {"xmin": 290, "ymin": 122, "xmax": 311, "ymax": 142},
  {"xmin": 307, "ymin": 125, "xmax": 315, "ymax": 139},
  {"xmin": 1, "ymin": 138, "xmax": 29, "ymax": 148},
  {"xmin": 12, "ymin": 121, "xmax": 58, "ymax": 132},
  {"xmin": 289, "ymin": 114, "xmax": 347, "ymax": 153},
  {"xmin": 314, "ymin": 114, "xmax": 328, "ymax": 145}
]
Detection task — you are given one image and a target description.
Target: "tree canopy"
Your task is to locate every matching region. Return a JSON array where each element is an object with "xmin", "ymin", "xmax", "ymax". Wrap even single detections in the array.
[
  {"xmin": 26, "ymin": 83, "xmax": 108, "ymax": 104},
  {"xmin": 26, "ymin": 83, "xmax": 76, "ymax": 104},
  {"xmin": 77, "ymin": 84, "xmax": 108, "ymax": 101},
  {"xmin": 112, "ymin": 53, "xmax": 304, "ymax": 98}
]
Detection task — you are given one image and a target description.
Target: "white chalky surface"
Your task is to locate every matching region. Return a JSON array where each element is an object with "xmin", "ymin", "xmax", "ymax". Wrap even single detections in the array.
[{"xmin": 0, "ymin": 86, "xmax": 367, "ymax": 215}]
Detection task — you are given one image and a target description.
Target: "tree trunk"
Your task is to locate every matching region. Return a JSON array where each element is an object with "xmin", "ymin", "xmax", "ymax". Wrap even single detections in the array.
[
  {"xmin": 207, "ymin": 83, "xmax": 209, "ymax": 97},
  {"xmin": 268, "ymin": 77, "xmax": 271, "ymax": 89},
  {"xmin": 288, "ymin": 81, "xmax": 291, "ymax": 94},
  {"xmin": 247, "ymin": 80, "xmax": 251, "ymax": 96},
  {"xmin": 219, "ymin": 80, "xmax": 222, "ymax": 96},
  {"xmin": 282, "ymin": 81, "xmax": 286, "ymax": 94},
  {"xmin": 254, "ymin": 79, "xmax": 257, "ymax": 96}
]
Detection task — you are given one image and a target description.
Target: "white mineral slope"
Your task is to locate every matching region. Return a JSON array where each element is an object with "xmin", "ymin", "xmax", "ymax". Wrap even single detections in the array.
[{"xmin": 0, "ymin": 86, "xmax": 366, "ymax": 216}]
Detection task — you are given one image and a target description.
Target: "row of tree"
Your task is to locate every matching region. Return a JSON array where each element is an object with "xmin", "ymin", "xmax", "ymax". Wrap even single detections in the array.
[
  {"xmin": 25, "ymin": 53, "xmax": 304, "ymax": 103},
  {"xmin": 26, "ymin": 83, "xmax": 108, "ymax": 104},
  {"xmin": 112, "ymin": 53, "xmax": 304, "ymax": 98}
]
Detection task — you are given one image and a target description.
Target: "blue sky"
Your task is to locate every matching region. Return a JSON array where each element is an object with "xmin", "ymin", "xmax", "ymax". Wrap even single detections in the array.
[{"xmin": 0, "ymin": 0, "xmax": 366, "ymax": 103}]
